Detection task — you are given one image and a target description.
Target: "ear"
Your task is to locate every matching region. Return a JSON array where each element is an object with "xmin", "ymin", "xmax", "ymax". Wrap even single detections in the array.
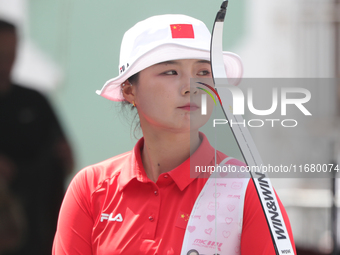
[{"xmin": 121, "ymin": 80, "xmax": 135, "ymax": 104}]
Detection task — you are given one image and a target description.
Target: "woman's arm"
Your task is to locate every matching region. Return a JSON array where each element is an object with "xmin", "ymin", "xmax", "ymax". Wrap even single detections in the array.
[{"xmin": 53, "ymin": 170, "xmax": 94, "ymax": 255}]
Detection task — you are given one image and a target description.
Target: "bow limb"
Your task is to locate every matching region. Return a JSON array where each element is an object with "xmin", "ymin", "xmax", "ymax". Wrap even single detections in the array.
[
  {"xmin": 211, "ymin": 0, "xmax": 229, "ymax": 82},
  {"xmin": 210, "ymin": 2, "xmax": 229, "ymax": 254},
  {"xmin": 209, "ymin": 1, "xmax": 295, "ymax": 255}
]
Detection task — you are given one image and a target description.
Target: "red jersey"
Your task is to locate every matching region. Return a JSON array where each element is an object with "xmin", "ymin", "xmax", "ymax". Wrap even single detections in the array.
[{"xmin": 53, "ymin": 133, "xmax": 296, "ymax": 254}]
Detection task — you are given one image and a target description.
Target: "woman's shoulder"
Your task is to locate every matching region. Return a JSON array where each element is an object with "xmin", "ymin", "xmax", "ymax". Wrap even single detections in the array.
[{"xmin": 69, "ymin": 150, "xmax": 133, "ymax": 194}]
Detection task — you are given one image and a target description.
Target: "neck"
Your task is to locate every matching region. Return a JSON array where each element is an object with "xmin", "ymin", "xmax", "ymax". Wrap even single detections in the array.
[{"xmin": 141, "ymin": 129, "xmax": 201, "ymax": 182}]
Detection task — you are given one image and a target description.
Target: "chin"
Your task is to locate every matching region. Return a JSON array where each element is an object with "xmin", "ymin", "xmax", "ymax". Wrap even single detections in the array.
[{"xmin": 188, "ymin": 113, "xmax": 211, "ymax": 130}]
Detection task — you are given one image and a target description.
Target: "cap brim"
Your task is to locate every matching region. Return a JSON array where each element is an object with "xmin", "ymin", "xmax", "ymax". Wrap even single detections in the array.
[{"xmin": 96, "ymin": 44, "xmax": 243, "ymax": 101}]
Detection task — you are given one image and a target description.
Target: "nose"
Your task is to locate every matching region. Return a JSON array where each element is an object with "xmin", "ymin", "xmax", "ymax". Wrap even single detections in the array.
[
  {"xmin": 183, "ymin": 87, "xmax": 199, "ymax": 95},
  {"xmin": 181, "ymin": 74, "xmax": 199, "ymax": 96}
]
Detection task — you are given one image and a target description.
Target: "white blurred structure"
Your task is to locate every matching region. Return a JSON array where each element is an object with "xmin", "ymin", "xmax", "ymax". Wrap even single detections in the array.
[
  {"xmin": 238, "ymin": 0, "xmax": 335, "ymax": 78},
  {"xmin": 0, "ymin": 0, "xmax": 62, "ymax": 93},
  {"xmin": 236, "ymin": 0, "xmax": 340, "ymax": 252}
]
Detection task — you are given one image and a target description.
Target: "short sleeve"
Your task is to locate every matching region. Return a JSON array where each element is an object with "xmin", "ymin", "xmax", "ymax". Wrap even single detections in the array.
[
  {"xmin": 53, "ymin": 169, "xmax": 94, "ymax": 255},
  {"xmin": 240, "ymin": 180, "xmax": 296, "ymax": 255}
]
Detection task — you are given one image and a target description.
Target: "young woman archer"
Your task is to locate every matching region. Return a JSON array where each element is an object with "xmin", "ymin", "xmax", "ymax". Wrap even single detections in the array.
[{"xmin": 53, "ymin": 14, "xmax": 295, "ymax": 255}]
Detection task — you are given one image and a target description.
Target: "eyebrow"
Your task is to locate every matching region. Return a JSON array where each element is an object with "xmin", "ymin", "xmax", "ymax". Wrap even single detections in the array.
[
  {"xmin": 155, "ymin": 60, "xmax": 211, "ymax": 66},
  {"xmin": 196, "ymin": 60, "xmax": 211, "ymax": 65}
]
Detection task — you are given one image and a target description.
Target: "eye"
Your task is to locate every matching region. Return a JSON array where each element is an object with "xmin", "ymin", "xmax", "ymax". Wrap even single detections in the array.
[
  {"xmin": 198, "ymin": 70, "xmax": 211, "ymax": 76},
  {"xmin": 162, "ymin": 70, "xmax": 178, "ymax": 75}
]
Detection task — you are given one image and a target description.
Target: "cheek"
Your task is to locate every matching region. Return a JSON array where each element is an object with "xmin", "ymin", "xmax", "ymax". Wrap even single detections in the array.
[
  {"xmin": 206, "ymin": 96, "xmax": 216, "ymax": 112},
  {"xmin": 136, "ymin": 87, "xmax": 174, "ymax": 120},
  {"xmin": 190, "ymin": 96, "xmax": 216, "ymax": 129}
]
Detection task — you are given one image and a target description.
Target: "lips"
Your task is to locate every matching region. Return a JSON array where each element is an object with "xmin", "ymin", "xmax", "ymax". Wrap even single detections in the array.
[{"xmin": 178, "ymin": 103, "xmax": 199, "ymax": 111}]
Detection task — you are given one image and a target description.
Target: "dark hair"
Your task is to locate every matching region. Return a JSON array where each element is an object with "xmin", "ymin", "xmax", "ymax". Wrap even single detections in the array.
[
  {"xmin": 0, "ymin": 20, "xmax": 16, "ymax": 33},
  {"xmin": 120, "ymin": 72, "xmax": 141, "ymax": 139},
  {"xmin": 128, "ymin": 72, "xmax": 139, "ymax": 85}
]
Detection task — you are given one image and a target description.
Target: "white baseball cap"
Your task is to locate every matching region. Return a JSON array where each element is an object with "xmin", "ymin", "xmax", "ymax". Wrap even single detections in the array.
[{"xmin": 96, "ymin": 14, "xmax": 243, "ymax": 101}]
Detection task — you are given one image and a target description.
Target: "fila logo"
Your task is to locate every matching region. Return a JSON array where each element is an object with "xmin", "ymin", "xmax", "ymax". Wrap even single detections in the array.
[{"xmin": 101, "ymin": 213, "xmax": 123, "ymax": 222}]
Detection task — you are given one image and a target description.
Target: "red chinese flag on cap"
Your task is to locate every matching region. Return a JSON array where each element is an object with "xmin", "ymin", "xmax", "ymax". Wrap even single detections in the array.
[{"xmin": 170, "ymin": 24, "xmax": 195, "ymax": 39}]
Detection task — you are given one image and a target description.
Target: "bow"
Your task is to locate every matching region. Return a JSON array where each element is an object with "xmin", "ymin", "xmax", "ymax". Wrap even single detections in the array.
[{"xmin": 210, "ymin": 1, "xmax": 295, "ymax": 255}]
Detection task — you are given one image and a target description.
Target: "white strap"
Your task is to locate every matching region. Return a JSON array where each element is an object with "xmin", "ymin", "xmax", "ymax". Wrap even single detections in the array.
[{"xmin": 181, "ymin": 159, "xmax": 249, "ymax": 255}]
